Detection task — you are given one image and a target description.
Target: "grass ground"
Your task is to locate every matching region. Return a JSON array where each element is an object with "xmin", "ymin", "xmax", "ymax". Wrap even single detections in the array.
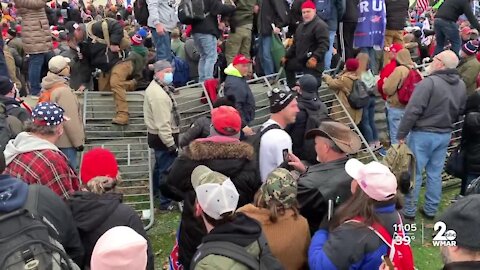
[{"xmin": 147, "ymin": 186, "xmax": 460, "ymax": 270}]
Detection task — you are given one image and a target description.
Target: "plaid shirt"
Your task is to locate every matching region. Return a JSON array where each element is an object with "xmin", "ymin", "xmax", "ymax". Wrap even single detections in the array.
[{"xmin": 5, "ymin": 149, "xmax": 80, "ymax": 199}]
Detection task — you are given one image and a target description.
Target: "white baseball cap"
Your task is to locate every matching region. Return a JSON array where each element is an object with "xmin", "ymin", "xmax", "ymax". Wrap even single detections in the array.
[
  {"xmin": 345, "ymin": 159, "xmax": 398, "ymax": 202},
  {"xmin": 191, "ymin": 165, "xmax": 239, "ymax": 220},
  {"xmin": 48, "ymin": 56, "xmax": 71, "ymax": 74}
]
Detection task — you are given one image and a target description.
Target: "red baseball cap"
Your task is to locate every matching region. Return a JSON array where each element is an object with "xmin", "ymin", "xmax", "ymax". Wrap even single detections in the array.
[
  {"xmin": 232, "ymin": 54, "xmax": 252, "ymax": 66},
  {"xmin": 211, "ymin": 106, "xmax": 242, "ymax": 137}
]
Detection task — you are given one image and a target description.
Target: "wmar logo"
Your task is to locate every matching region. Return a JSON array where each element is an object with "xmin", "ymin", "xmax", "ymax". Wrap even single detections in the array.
[{"xmin": 432, "ymin": 221, "xmax": 457, "ymax": 247}]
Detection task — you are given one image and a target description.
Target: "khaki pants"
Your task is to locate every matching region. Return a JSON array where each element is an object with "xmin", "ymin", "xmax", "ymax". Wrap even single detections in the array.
[
  {"xmin": 97, "ymin": 61, "xmax": 135, "ymax": 115},
  {"xmin": 383, "ymin": 29, "xmax": 404, "ymax": 67},
  {"xmin": 225, "ymin": 24, "xmax": 253, "ymax": 64}
]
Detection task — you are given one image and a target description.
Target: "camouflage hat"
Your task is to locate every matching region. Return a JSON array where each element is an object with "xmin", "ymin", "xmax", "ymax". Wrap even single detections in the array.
[{"xmin": 261, "ymin": 168, "xmax": 297, "ymax": 208}]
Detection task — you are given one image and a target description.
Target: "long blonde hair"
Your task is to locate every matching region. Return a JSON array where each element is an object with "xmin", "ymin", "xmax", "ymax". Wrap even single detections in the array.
[
  {"xmin": 85, "ymin": 175, "xmax": 121, "ymax": 194},
  {"xmin": 356, "ymin": 53, "xmax": 370, "ymax": 76}
]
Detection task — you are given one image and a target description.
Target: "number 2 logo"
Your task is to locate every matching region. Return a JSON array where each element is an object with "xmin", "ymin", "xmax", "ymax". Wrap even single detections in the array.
[{"xmin": 433, "ymin": 221, "xmax": 456, "ymax": 241}]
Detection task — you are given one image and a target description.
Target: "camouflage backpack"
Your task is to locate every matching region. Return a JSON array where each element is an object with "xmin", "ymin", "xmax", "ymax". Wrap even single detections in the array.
[{"xmin": 382, "ymin": 144, "xmax": 416, "ymax": 194}]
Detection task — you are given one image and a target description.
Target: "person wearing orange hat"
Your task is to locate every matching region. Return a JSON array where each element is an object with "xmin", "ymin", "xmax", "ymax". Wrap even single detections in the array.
[
  {"xmin": 223, "ymin": 54, "xmax": 256, "ymax": 135},
  {"xmin": 69, "ymin": 148, "xmax": 155, "ymax": 269},
  {"xmin": 283, "ymin": 0, "xmax": 329, "ymax": 88}
]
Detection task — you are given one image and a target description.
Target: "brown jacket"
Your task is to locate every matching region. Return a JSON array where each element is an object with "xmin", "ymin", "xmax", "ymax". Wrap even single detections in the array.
[
  {"xmin": 4, "ymin": 48, "xmax": 22, "ymax": 89},
  {"xmin": 15, "ymin": 0, "xmax": 52, "ymax": 54},
  {"xmin": 324, "ymin": 71, "xmax": 363, "ymax": 124},
  {"xmin": 40, "ymin": 73, "xmax": 85, "ymax": 148},
  {"xmin": 383, "ymin": 49, "xmax": 421, "ymax": 108},
  {"xmin": 238, "ymin": 204, "xmax": 310, "ymax": 270}
]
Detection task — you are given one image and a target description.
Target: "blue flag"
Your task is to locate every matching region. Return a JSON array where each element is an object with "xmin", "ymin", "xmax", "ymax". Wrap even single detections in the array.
[{"xmin": 354, "ymin": 0, "xmax": 387, "ymax": 50}]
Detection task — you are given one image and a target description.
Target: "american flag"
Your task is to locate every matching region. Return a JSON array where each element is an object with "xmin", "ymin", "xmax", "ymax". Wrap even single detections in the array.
[{"xmin": 416, "ymin": 0, "xmax": 430, "ymax": 13}]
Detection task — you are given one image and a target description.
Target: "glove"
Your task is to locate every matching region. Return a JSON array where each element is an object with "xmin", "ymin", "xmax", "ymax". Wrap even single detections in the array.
[
  {"xmin": 167, "ymin": 144, "xmax": 178, "ymax": 154},
  {"xmin": 307, "ymin": 57, "xmax": 317, "ymax": 69},
  {"xmin": 280, "ymin": 57, "xmax": 288, "ymax": 66},
  {"xmin": 75, "ymin": 145, "xmax": 84, "ymax": 152}
]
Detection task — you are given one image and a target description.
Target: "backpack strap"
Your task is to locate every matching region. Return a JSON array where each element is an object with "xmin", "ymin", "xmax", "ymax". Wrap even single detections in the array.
[
  {"xmin": 23, "ymin": 185, "xmax": 40, "ymax": 216},
  {"xmin": 191, "ymin": 241, "xmax": 259, "ymax": 270}
]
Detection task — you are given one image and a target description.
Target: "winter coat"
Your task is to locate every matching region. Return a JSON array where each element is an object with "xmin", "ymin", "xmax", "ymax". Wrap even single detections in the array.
[
  {"xmin": 3, "ymin": 48, "xmax": 22, "ymax": 90},
  {"xmin": 287, "ymin": 0, "xmax": 305, "ymax": 38},
  {"xmin": 378, "ymin": 59, "xmax": 397, "ymax": 100},
  {"xmin": 238, "ymin": 204, "xmax": 310, "ymax": 270},
  {"xmin": 442, "ymin": 261, "xmax": 480, "ymax": 270},
  {"xmin": 0, "ymin": 177, "xmax": 85, "ymax": 268},
  {"xmin": 462, "ymin": 91, "xmax": 480, "ymax": 174},
  {"xmin": 68, "ymin": 191, "xmax": 154, "ymax": 269},
  {"xmin": 146, "ymin": 0, "xmax": 178, "ymax": 31},
  {"xmin": 397, "ymin": 69, "xmax": 467, "ymax": 140},
  {"xmin": 0, "ymin": 96, "xmax": 31, "ymax": 123},
  {"xmin": 171, "ymin": 39, "xmax": 186, "ymax": 60},
  {"xmin": 385, "ymin": 0, "xmax": 409, "ymax": 30},
  {"xmin": 286, "ymin": 16, "xmax": 329, "ymax": 68},
  {"xmin": 60, "ymin": 45, "xmax": 93, "ymax": 91},
  {"xmin": 297, "ymin": 157, "xmax": 352, "ymax": 232},
  {"xmin": 40, "ymin": 73, "xmax": 85, "ymax": 149},
  {"xmin": 179, "ymin": 116, "xmax": 211, "ymax": 148},
  {"xmin": 224, "ymin": 64, "xmax": 256, "ymax": 124},
  {"xmin": 191, "ymin": 0, "xmax": 236, "ymax": 38},
  {"xmin": 229, "ymin": 0, "xmax": 256, "ymax": 30},
  {"xmin": 457, "ymin": 55, "xmax": 480, "ymax": 96},
  {"xmin": 15, "ymin": 0, "xmax": 53, "ymax": 54},
  {"xmin": 324, "ymin": 71, "xmax": 363, "ymax": 124},
  {"xmin": 308, "ymin": 204, "xmax": 403, "ymax": 270},
  {"xmin": 6, "ymin": 37, "xmax": 24, "ymax": 56},
  {"xmin": 383, "ymin": 49, "xmax": 419, "ymax": 108},
  {"xmin": 193, "ymin": 213, "xmax": 262, "ymax": 270},
  {"xmin": 257, "ymin": 0, "xmax": 289, "ymax": 36},
  {"xmin": 436, "ymin": 0, "xmax": 480, "ymax": 31},
  {"xmin": 166, "ymin": 137, "xmax": 260, "ymax": 268}
]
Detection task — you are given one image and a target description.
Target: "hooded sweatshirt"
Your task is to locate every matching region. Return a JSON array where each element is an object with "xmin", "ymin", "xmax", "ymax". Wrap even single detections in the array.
[
  {"xmin": 40, "ymin": 72, "xmax": 85, "ymax": 149},
  {"xmin": 383, "ymin": 49, "xmax": 419, "ymax": 108},
  {"xmin": 397, "ymin": 69, "xmax": 467, "ymax": 139},
  {"xmin": 223, "ymin": 64, "xmax": 256, "ymax": 124},
  {"xmin": 68, "ymin": 191, "xmax": 154, "ymax": 269},
  {"xmin": 4, "ymin": 132, "xmax": 59, "ymax": 165}
]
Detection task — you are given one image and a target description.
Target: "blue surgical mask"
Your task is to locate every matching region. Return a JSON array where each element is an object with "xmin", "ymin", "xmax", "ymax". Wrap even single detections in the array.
[{"xmin": 163, "ymin": 72, "xmax": 173, "ymax": 85}]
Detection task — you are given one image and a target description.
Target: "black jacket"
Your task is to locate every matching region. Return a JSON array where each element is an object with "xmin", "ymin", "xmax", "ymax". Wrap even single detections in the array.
[
  {"xmin": 0, "ymin": 177, "xmax": 85, "ymax": 268},
  {"xmin": 297, "ymin": 158, "xmax": 352, "ymax": 232},
  {"xmin": 462, "ymin": 92, "xmax": 480, "ymax": 174},
  {"xmin": 223, "ymin": 72, "xmax": 256, "ymax": 125},
  {"xmin": 0, "ymin": 96, "xmax": 31, "ymax": 123},
  {"xmin": 166, "ymin": 138, "xmax": 260, "ymax": 268},
  {"xmin": 286, "ymin": 16, "xmax": 329, "ymax": 67},
  {"xmin": 341, "ymin": 0, "xmax": 359, "ymax": 23},
  {"xmin": 191, "ymin": 0, "xmax": 236, "ymax": 38},
  {"xmin": 385, "ymin": 0, "xmax": 409, "ymax": 30},
  {"xmin": 257, "ymin": 0, "xmax": 289, "ymax": 36},
  {"xmin": 68, "ymin": 192, "xmax": 154, "ymax": 270},
  {"xmin": 179, "ymin": 116, "xmax": 211, "ymax": 148},
  {"xmin": 287, "ymin": 0, "xmax": 305, "ymax": 38},
  {"xmin": 436, "ymin": 0, "xmax": 480, "ymax": 31},
  {"xmin": 443, "ymin": 261, "xmax": 480, "ymax": 270}
]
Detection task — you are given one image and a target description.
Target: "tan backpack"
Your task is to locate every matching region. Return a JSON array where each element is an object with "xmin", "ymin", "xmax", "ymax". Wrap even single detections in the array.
[{"xmin": 382, "ymin": 144, "xmax": 416, "ymax": 194}]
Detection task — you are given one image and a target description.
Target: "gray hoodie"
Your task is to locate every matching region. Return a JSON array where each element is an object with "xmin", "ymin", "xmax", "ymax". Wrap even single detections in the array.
[
  {"xmin": 4, "ymin": 132, "xmax": 60, "ymax": 166},
  {"xmin": 147, "ymin": 0, "xmax": 178, "ymax": 31},
  {"xmin": 397, "ymin": 69, "xmax": 467, "ymax": 140}
]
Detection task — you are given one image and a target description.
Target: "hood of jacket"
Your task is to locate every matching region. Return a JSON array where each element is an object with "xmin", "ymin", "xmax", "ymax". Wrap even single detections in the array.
[
  {"xmin": 202, "ymin": 213, "xmax": 262, "ymax": 246},
  {"xmin": 0, "ymin": 174, "xmax": 29, "ymax": 213},
  {"xmin": 224, "ymin": 64, "xmax": 242, "ymax": 78},
  {"xmin": 40, "ymin": 72, "xmax": 68, "ymax": 90},
  {"xmin": 430, "ymin": 69, "xmax": 462, "ymax": 85},
  {"xmin": 0, "ymin": 96, "xmax": 21, "ymax": 107},
  {"xmin": 4, "ymin": 132, "xmax": 59, "ymax": 166},
  {"xmin": 68, "ymin": 191, "xmax": 122, "ymax": 231},
  {"xmin": 396, "ymin": 49, "xmax": 414, "ymax": 67},
  {"xmin": 298, "ymin": 96, "xmax": 323, "ymax": 111},
  {"xmin": 187, "ymin": 139, "xmax": 254, "ymax": 161}
]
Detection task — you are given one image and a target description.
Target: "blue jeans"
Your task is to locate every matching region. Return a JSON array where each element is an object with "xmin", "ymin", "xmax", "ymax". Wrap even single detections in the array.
[
  {"xmin": 153, "ymin": 149, "xmax": 177, "ymax": 208},
  {"xmin": 404, "ymin": 131, "xmax": 451, "ymax": 217},
  {"xmin": 361, "ymin": 47, "xmax": 378, "ymax": 75},
  {"xmin": 324, "ymin": 31, "xmax": 336, "ymax": 69},
  {"xmin": 29, "ymin": 53, "xmax": 48, "ymax": 96},
  {"xmin": 386, "ymin": 103, "xmax": 405, "ymax": 145},
  {"xmin": 359, "ymin": 96, "xmax": 378, "ymax": 144},
  {"xmin": 259, "ymin": 35, "xmax": 274, "ymax": 75},
  {"xmin": 434, "ymin": 18, "xmax": 461, "ymax": 57},
  {"xmin": 151, "ymin": 30, "xmax": 172, "ymax": 62},
  {"xmin": 60, "ymin": 147, "xmax": 78, "ymax": 170},
  {"xmin": 193, "ymin": 33, "xmax": 218, "ymax": 82}
]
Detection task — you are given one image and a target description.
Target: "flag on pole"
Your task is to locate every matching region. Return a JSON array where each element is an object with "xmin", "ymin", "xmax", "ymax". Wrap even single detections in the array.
[{"xmin": 416, "ymin": 0, "xmax": 430, "ymax": 12}]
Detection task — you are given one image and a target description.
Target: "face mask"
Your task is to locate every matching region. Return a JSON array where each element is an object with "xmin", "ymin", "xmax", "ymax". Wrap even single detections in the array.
[{"xmin": 163, "ymin": 72, "xmax": 173, "ymax": 85}]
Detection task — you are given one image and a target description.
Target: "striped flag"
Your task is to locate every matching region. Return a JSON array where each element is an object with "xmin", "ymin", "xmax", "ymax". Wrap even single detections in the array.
[{"xmin": 416, "ymin": 0, "xmax": 430, "ymax": 12}]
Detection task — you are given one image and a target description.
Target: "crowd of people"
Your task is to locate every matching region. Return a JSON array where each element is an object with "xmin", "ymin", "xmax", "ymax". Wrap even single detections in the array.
[{"xmin": 1, "ymin": 0, "xmax": 480, "ymax": 269}]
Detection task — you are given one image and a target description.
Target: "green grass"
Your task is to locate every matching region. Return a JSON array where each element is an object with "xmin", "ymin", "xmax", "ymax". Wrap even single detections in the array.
[{"xmin": 147, "ymin": 187, "xmax": 460, "ymax": 270}]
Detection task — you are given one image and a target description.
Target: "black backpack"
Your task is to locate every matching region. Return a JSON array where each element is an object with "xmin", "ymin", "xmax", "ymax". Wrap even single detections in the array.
[
  {"xmin": 0, "ymin": 185, "xmax": 80, "ymax": 270},
  {"xmin": 190, "ymin": 234, "xmax": 284, "ymax": 270},
  {"xmin": 244, "ymin": 123, "xmax": 281, "ymax": 179},
  {"xmin": 347, "ymin": 79, "xmax": 369, "ymax": 109},
  {"xmin": 133, "ymin": 0, "xmax": 149, "ymax": 26},
  {"xmin": 178, "ymin": 0, "xmax": 209, "ymax": 25}
]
